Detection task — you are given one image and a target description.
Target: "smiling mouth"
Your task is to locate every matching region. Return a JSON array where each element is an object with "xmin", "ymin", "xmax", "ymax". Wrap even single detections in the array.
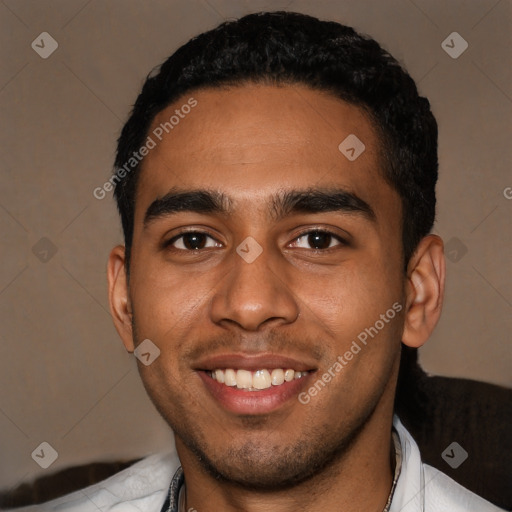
[{"xmin": 207, "ymin": 368, "xmax": 310, "ymax": 391}]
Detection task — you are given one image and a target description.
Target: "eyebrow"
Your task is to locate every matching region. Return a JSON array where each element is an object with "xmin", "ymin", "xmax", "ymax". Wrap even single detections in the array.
[
  {"xmin": 271, "ymin": 188, "xmax": 376, "ymax": 222},
  {"xmin": 143, "ymin": 187, "xmax": 376, "ymax": 227},
  {"xmin": 144, "ymin": 189, "xmax": 233, "ymax": 226}
]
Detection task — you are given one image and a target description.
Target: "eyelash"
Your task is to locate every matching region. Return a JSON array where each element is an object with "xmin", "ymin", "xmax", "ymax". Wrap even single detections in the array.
[{"xmin": 163, "ymin": 228, "xmax": 348, "ymax": 252}]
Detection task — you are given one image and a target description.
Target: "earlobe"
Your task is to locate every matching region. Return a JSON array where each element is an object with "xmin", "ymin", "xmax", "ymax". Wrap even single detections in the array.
[
  {"xmin": 107, "ymin": 245, "xmax": 135, "ymax": 352},
  {"xmin": 402, "ymin": 235, "xmax": 445, "ymax": 349}
]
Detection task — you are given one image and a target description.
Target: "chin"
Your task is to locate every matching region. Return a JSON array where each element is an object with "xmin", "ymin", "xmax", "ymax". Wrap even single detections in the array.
[{"xmin": 179, "ymin": 416, "xmax": 368, "ymax": 491}]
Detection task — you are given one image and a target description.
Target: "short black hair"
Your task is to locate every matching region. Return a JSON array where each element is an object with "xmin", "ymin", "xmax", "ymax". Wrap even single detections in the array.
[{"xmin": 114, "ymin": 11, "xmax": 438, "ymax": 270}]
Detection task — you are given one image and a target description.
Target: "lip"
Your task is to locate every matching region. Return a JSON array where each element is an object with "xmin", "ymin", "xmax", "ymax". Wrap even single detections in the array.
[
  {"xmin": 198, "ymin": 370, "xmax": 314, "ymax": 415},
  {"xmin": 194, "ymin": 353, "xmax": 317, "ymax": 415}
]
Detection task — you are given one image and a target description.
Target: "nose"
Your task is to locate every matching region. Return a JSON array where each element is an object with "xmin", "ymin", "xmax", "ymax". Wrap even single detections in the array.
[{"xmin": 209, "ymin": 245, "xmax": 300, "ymax": 332}]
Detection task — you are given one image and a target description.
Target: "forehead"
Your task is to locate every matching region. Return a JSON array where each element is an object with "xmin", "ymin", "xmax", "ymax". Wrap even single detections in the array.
[{"xmin": 135, "ymin": 84, "xmax": 396, "ymax": 220}]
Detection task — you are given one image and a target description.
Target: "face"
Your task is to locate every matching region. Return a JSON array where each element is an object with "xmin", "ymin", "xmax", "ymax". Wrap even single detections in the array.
[{"xmin": 123, "ymin": 84, "xmax": 407, "ymax": 488}]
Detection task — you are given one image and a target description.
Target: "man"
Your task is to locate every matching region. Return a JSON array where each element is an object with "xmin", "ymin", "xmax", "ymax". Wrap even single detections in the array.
[{"xmin": 14, "ymin": 11, "xmax": 504, "ymax": 512}]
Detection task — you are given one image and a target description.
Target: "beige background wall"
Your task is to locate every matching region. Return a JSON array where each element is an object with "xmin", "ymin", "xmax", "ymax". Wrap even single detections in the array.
[{"xmin": 0, "ymin": 0, "xmax": 510, "ymax": 491}]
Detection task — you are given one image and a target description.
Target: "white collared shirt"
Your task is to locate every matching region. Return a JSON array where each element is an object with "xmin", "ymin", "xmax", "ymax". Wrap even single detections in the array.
[{"xmin": 7, "ymin": 416, "xmax": 504, "ymax": 511}]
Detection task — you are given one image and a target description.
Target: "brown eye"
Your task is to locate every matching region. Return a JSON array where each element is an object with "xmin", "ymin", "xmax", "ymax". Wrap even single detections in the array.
[
  {"xmin": 291, "ymin": 230, "xmax": 344, "ymax": 250},
  {"xmin": 307, "ymin": 231, "xmax": 333, "ymax": 249},
  {"xmin": 167, "ymin": 232, "xmax": 222, "ymax": 251}
]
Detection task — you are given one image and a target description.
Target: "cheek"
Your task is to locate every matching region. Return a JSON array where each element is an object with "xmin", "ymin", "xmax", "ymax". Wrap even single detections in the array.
[
  {"xmin": 129, "ymin": 259, "xmax": 214, "ymax": 342},
  {"xmin": 300, "ymin": 258, "xmax": 403, "ymax": 340}
]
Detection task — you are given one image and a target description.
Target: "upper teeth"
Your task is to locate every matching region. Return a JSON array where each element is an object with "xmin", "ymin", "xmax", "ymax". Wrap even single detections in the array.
[{"xmin": 210, "ymin": 368, "xmax": 308, "ymax": 390}]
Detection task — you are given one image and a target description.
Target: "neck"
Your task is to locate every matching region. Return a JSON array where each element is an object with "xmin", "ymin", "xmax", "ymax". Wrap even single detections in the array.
[{"xmin": 177, "ymin": 400, "xmax": 396, "ymax": 512}]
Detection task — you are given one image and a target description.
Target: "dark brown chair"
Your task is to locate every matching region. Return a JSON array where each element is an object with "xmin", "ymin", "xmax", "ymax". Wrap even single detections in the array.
[
  {"xmin": 0, "ymin": 460, "xmax": 139, "ymax": 509},
  {"xmin": 396, "ymin": 347, "xmax": 511, "ymax": 510}
]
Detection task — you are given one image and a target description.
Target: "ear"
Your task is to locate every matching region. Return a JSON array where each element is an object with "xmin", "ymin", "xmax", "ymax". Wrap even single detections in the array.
[
  {"xmin": 107, "ymin": 245, "xmax": 134, "ymax": 352},
  {"xmin": 402, "ymin": 234, "xmax": 445, "ymax": 349}
]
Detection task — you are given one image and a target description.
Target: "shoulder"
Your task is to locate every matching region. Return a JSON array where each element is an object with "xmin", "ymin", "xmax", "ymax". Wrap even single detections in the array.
[
  {"xmin": 391, "ymin": 416, "xmax": 505, "ymax": 512},
  {"xmin": 422, "ymin": 464, "xmax": 505, "ymax": 512},
  {"xmin": 6, "ymin": 451, "xmax": 180, "ymax": 512}
]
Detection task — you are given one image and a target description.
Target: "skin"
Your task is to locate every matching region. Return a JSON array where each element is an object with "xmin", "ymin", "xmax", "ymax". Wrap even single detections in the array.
[{"xmin": 108, "ymin": 84, "xmax": 445, "ymax": 512}]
